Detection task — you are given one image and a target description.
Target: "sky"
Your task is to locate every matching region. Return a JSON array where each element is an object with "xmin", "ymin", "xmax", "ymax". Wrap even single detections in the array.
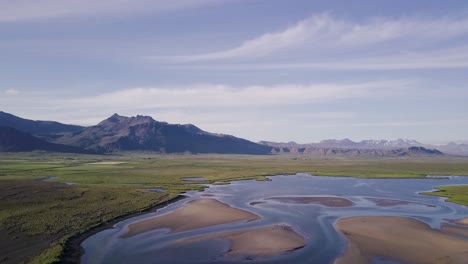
[{"xmin": 1, "ymin": 0, "xmax": 468, "ymax": 144}]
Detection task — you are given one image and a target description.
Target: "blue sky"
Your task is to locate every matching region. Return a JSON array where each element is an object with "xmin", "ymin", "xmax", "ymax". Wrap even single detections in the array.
[{"xmin": 1, "ymin": 0, "xmax": 468, "ymax": 144}]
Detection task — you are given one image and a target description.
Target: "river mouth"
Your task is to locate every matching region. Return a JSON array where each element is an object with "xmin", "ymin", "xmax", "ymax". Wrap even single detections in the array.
[{"xmin": 81, "ymin": 174, "xmax": 468, "ymax": 264}]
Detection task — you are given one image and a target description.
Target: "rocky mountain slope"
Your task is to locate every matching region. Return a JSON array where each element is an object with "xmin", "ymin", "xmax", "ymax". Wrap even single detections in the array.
[{"xmin": 53, "ymin": 114, "xmax": 271, "ymax": 154}]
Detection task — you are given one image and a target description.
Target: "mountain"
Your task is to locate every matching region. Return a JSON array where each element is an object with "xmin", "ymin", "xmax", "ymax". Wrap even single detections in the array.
[
  {"xmin": 261, "ymin": 138, "xmax": 468, "ymax": 156},
  {"xmin": 315, "ymin": 138, "xmax": 424, "ymax": 149},
  {"xmin": 54, "ymin": 114, "xmax": 271, "ymax": 154},
  {"xmin": 0, "ymin": 111, "xmax": 83, "ymax": 136},
  {"xmin": 0, "ymin": 126, "xmax": 92, "ymax": 153},
  {"xmin": 259, "ymin": 138, "xmax": 425, "ymax": 150},
  {"xmin": 317, "ymin": 138, "xmax": 360, "ymax": 149},
  {"xmin": 261, "ymin": 139, "xmax": 444, "ymax": 157},
  {"xmin": 435, "ymin": 142, "xmax": 468, "ymax": 156},
  {"xmin": 258, "ymin": 141, "xmax": 300, "ymax": 148},
  {"xmin": 269, "ymin": 145, "xmax": 443, "ymax": 157}
]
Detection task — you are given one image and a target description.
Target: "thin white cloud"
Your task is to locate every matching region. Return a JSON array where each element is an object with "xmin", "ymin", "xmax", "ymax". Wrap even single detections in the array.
[
  {"xmin": 4, "ymin": 89, "xmax": 19, "ymax": 95},
  {"xmin": 0, "ymin": 0, "xmax": 219, "ymax": 22},
  {"xmin": 156, "ymin": 14, "xmax": 468, "ymax": 69},
  {"xmin": 65, "ymin": 80, "xmax": 411, "ymax": 109},
  {"xmin": 164, "ymin": 15, "xmax": 324, "ymax": 62},
  {"xmin": 0, "ymin": 79, "xmax": 410, "ymax": 125},
  {"xmin": 184, "ymin": 45, "xmax": 468, "ymax": 71}
]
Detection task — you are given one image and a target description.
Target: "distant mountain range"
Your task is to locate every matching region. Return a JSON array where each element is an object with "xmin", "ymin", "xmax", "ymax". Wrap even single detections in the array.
[
  {"xmin": 0, "ymin": 111, "xmax": 463, "ymax": 156},
  {"xmin": 267, "ymin": 145, "xmax": 443, "ymax": 157},
  {"xmin": 259, "ymin": 138, "xmax": 468, "ymax": 156},
  {"xmin": 259, "ymin": 138, "xmax": 423, "ymax": 149}
]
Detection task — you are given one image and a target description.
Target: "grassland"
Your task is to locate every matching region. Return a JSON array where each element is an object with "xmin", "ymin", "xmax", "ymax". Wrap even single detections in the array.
[
  {"xmin": 1, "ymin": 152, "xmax": 468, "ymax": 263},
  {"xmin": 421, "ymin": 185, "xmax": 468, "ymax": 206}
]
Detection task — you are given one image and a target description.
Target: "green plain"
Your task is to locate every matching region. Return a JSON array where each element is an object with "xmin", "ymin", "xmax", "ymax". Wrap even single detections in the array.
[{"xmin": 1, "ymin": 152, "xmax": 467, "ymax": 263}]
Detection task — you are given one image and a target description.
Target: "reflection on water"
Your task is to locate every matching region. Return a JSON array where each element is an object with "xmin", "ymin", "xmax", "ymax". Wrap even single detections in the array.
[{"xmin": 82, "ymin": 174, "xmax": 468, "ymax": 264}]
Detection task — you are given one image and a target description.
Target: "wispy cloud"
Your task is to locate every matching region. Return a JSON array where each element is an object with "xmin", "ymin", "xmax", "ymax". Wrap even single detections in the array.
[
  {"xmin": 181, "ymin": 45, "xmax": 468, "ymax": 71},
  {"xmin": 163, "ymin": 15, "xmax": 321, "ymax": 62},
  {"xmin": 0, "ymin": 79, "xmax": 410, "ymax": 124},
  {"xmin": 154, "ymin": 14, "xmax": 468, "ymax": 70},
  {"xmin": 65, "ymin": 80, "xmax": 411, "ymax": 109},
  {"xmin": 0, "ymin": 0, "xmax": 219, "ymax": 22},
  {"xmin": 3, "ymin": 89, "xmax": 20, "ymax": 95}
]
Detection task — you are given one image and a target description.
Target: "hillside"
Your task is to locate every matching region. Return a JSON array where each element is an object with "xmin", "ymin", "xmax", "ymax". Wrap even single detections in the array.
[
  {"xmin": 54, "ymin": 114, "xmax": 271, "ymax": 154},
  {"xmin": 0, "ymin": 126, "xmax": 92, "ymax": 153},
  {"xmin": 0, "ymin": 111, "xmax": 83, "ymax": 136}
]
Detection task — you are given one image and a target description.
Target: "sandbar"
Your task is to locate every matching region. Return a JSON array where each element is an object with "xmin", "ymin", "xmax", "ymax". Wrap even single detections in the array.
[
  {"xmin": 335, "ymin": 216, "xmax": 468, "ymax": 264},
  {"xmin": 121, "ymin": 198, "xmax": 259, "ymax": 238},
  {"xmin": 266, "ymin": 196, "xmax": 353, "ymax": 207},
  {"xmin": 179, "ymin": 225, "xmax": 305, "ymax": 257},
  {"xmin": 453, "ymin": 217, "xmax": 468, "ymax": 226},
  {"xmin": 442, "ymin": 224, "xmax": 468, "ymax": 239}
]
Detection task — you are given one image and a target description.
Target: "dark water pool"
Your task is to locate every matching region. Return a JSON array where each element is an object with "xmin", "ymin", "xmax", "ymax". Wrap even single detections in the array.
[{"xmin": 81, "ymin": 174, "xmax": 468, "ymax": 264}]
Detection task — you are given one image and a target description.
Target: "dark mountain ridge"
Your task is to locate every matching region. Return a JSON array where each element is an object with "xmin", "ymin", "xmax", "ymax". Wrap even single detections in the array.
[
  {"xmin": 0, "ymin": 126, "xmax": 93, "ymax": 153},
  {"xmin": 0, "ymin": 111, "xmax": 83, "ymax": 136},
  {"xmin": 54, "ymin": 114, "xmax": 271, "ymax": 154}
]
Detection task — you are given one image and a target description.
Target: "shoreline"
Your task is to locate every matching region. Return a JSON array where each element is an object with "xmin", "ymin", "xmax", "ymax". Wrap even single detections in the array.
[{"xmin": 61, "ymin": 194, "xmax": 187, "ymax": 263}]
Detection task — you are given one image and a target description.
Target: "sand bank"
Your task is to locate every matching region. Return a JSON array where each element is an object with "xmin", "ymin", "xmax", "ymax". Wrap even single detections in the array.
[
  {"xmin": 121, "ymin": 198, "xmax": 259, "ymax": 238},
  {"xmin": 335, "ymin": 216, "xmax": 468, "ymax": 264},
  {"xmin": 266, "ymin": 196, "xmax": 353, "ymax": 207},
  {"xmin": 179, "ymin": 225, "xmax": 305, "ymax": 257},
  {"xmin": 453, "ymin": 217, "xmax": 468, "ymax": 226},
  {"xmin": 442, "ymin": 224, "xmax": 468, "ymax": 239}
]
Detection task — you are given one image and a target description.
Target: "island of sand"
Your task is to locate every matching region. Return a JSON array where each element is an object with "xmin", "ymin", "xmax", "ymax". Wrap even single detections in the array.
[
  {"xmin": 334, "ymin": 216, "xmax": 468, "ymax": 264},
  {"xmin": 121, "ymin": 198, "xmax": 260, "ymax": 238},
  {"xmin": 177, "ymin": 225, "xmax": 305, "ymax": 258},
  {"xmin": 443, "ymin": 217, "xmax": 468, "ymax": 239},
  {"xmin": 453, "ymin": 217, "xmax": 468, "ymax": 226}
]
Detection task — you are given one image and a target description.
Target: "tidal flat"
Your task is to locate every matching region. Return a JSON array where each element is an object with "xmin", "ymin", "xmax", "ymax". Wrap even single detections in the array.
[{"xmin": 82, "ymin": 174, "xmax": 468, "ymax": 264}]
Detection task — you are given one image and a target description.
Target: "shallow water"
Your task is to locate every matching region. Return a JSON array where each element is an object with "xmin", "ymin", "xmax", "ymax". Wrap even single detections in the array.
[{"xmin": 81, "ymin": 174, "xmax": 468, "ymax": 264}]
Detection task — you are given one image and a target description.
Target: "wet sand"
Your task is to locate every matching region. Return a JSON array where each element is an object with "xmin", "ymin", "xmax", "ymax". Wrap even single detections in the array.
[
  {"xmin": 442, "ymin": 224, "xmax": 468, "ymax": 239},
  {"xmin": 121, "ymin": 199, "xmax": 260, "ymax": 238},
  {"xmin": 335, "ymin": 216, "xmax": 468, "ymax": 264},
  {"xmin": 453, "ymin": 217, "xmax": 468, "ymax": 226},
  {"xmin": 179, "ymin": 225, "xmax": 305, "ymax": 257},
  {"xmin": 266, "ymin": 196, "xmax": 353, "ymax": 207}
]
